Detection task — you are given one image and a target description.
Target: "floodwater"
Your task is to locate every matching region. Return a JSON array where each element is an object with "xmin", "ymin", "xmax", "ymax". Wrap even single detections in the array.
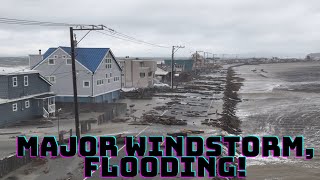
[{"xmin": 234, "ymin": 62, "xmax": 320, "ymax": 179}]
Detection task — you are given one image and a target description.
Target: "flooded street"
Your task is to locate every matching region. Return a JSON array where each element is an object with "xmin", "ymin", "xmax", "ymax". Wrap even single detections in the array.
[
  {"xmin": 235, "ymin": 62, "xmax": 320, "ymax": 179},
  {"xmin": 1, "ymin": 62, "xmax": 320, "ymax": 180}
]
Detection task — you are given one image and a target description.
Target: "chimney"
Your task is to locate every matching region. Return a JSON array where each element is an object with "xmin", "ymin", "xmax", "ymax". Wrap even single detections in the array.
[{"xmin": 39, "ymin": 49, "xmax": 41, "ymax": 55}]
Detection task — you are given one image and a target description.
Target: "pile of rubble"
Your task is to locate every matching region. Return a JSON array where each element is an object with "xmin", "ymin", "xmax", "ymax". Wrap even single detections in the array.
[
  {"xmin": 141, "ymin": 114, "xmax": 187, "ymax": 126},
  {"xmin": 203, "ymin": 67, "xmax": 243, "ymax": 135},
  {"xmin": 166, "ymin": 129, "xmax": 205, "ymax": 137},
  {"xmin": 183, "ymin": 110, "xmax": 207, "ymax": 117}
]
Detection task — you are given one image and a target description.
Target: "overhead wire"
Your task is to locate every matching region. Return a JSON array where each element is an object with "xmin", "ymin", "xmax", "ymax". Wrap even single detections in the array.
[
  {"xmin": 0, "ymin": 17, "xmax": 87, "ymax": 27},
  {"xmin": 0, "ymin": 17, "xmax": 220, "ymax": 57},
  {"xmin": 95, "ymin": 31, "xmax": 144, "ymax": 45},
  {"xmin": 102, "ymin": 25, "xmax": 170, "ymax": 48},
  {"xmin": 0, "ymin": 17, "xmax": 171, "ymax": 49}
]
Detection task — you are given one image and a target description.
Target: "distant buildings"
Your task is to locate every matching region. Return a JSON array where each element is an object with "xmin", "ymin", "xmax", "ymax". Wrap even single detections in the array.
[
  {"xmin": 118, "ymin": 57, "xmax": 157, "ymax": 88},
  {"xmin": 155, "ymin": 67, "xmax": 169, "ymax": 82},
  {"xmin": 306, "ymin": 53, "xmax": 320, "ymax": 61},
  {"xmin": 29, "ymin": 47, "xmax": 122, "ymax": 103},
  {"xmin": 0, "ymin": 67, "xmax": 55, "ymax": 127},
  {"xmin": 163, "ymin": 59, "xmax": 193, "ymax": 72}
]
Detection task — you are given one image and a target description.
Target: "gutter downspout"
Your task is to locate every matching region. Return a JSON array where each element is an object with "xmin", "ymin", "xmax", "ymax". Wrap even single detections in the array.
[
  {"xmin": 91, "ymin": 73, "xmax": 94, "ymax": 103},
  {"xmin": 120, "ymin": 69, "xmax": 123, "ymax": 89}
]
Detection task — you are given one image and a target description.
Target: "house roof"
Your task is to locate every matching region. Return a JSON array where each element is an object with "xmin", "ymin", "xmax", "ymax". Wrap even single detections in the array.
[
  {"xmin": 0, "ymin": 92, "xmax": 55, "ymax": 105},
  {"xmin": 0, "ymin": 66, "xmax": 37, "ymax": 75},
  {"xmin": 34, "ymin": 94, "xmax": 55, "ymax": 99},
  {"xmin": 155, "ymin": 67, "xmax": 169, "ymax": 76},
  {"xmin": 42, "ymin": 47, "xmax": 121, "ymax": 73}
]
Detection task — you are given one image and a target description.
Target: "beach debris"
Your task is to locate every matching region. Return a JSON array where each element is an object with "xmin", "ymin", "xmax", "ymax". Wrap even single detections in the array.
[{"xmin": 141, "ymin": 114, "xmax": 187, "ymax": 126}]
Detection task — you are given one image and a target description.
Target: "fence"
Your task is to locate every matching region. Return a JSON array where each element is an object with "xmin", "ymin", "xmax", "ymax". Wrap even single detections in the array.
[
  {"xmin": 98, "ymin": 103, "xmax": 127, "ymax": 124},
  {"xmin": 0, "ymin": 153, "xmax": 32, "ymax": 178}
]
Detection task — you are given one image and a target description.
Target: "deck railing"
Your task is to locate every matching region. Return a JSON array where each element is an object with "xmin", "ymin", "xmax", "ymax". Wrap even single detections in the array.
[{"xmin": 43, "ymin": 107, "xmax": 49, "ymax": 118}]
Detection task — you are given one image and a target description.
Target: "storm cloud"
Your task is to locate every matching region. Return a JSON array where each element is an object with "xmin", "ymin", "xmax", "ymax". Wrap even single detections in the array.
[{"xmin": 1, "ymin": 0, "xmax": 320, "ymax": 58}]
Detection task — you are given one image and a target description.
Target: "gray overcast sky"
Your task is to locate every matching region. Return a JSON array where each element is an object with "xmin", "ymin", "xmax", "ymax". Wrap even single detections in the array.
[{"xmin": 1, "ymin": 0, "xmax": 320, "ymax": 58}]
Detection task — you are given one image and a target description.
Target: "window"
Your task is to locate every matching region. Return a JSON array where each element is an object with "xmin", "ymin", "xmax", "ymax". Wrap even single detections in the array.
[
  {"xmin": 140, "ymin": 73, "xmax": 145, "ymax": 78},
  {"xmin": 24, "ymin": 76, "xmax": 28, "ymax": 86},
  {"xmin": 54, "ymin": 55, "xmax": 58, "ymax": 58},
  {"xmin": 12, "ymin": 103, "xmax": 17, "ymax": 111},
  {"xmin": 108, "ymin": 79, "xmax": 111, "ymax": 84},
  {"xmin": 25, "ymin": 100, "xmax": 30, "ymax": 108},
  {"xmin": 105, "ymin": 74, "xmax": 108, "ymax": 78},
  {"xmin": 46, "ymin": 76, "xmax": 56, "ymax": 83},
  {"xmin": 140, "ymin": 62, "xmax": 144, "ymax": 67},
  {"xmin": 66, "ymin": 58, "xmax": 72, "ymax": 65},
  {"xmin": 62, "ymin": 55, "xmax": 67, "ymax": 58},
  {"xmin": 110, "ymin": 73, "xmax": 112, "ymax": 77},
  {"xmin": 148, "ymin": 72, "xmax": 152, "ymax": 77},
  {"xmin": 114, "ymin": 77, "xmax": 120, "ymax": 82},
  {"xmin": 105, "ymin": 58, "xmax": 112, "ymax": 69},
  {"xmin": 97, "ymin": 79, "xmax": 104, "ymax": 86},
  {"xmin": 83, "ymin": 81, "xmax": 90, "ymax": 88},
  {"xmin": 48, "ymin": 59, "xmax": 55, "ymax": 65},
  {"xmin": 12, "ymin": 76, "xmax": 18, "ymax": 87}
]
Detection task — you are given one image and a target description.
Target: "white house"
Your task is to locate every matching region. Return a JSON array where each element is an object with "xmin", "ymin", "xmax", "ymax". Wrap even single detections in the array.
[
  {"xmin": 29, "ymin": 47, "xmax": 122, "ymax": 103},
  {"xmin": 118, "ymin": 57, "xmax": 157, "ymax": 88}
]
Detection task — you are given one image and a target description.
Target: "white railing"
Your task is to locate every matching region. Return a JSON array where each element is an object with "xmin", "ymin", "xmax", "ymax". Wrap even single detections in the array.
[
  {"xmin": 43, "ymin": 108, "xmax": 49, "ymax": 118},
  {"xmin": 48, "ymin": 104, "xmax": 55, "ymax": 113}
]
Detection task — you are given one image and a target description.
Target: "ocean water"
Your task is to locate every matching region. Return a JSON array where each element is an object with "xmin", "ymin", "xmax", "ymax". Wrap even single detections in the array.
[
  {"xmin": 0, "ymin": 57, "xmax": 28, "ymax": 67},
  {"xmin": 234, "ymin": 62, "xmax": 320, "ymax": 172}
]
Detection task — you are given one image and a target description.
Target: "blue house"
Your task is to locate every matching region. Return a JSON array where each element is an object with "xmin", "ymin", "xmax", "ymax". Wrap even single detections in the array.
[
  {"xmin": 0, "ymin": 67, "xmax": 55, "ymax": 127},
  {"xmin": 29, "ymin": 47, "xmax": 122, "ymax": 103}
]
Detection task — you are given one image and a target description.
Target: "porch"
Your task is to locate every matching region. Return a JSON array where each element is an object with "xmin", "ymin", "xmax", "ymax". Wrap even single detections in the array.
[{"xmin": 34, "ymin": 94, "xmax": 56, "ymax": 118}]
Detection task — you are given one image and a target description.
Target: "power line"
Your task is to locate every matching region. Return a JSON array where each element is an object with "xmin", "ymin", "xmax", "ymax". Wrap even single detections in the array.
[
  {"xmin": 102, "ymin": 25, "xmax": 170, "ymax": 48},
  {"xmin": 0, "ymin": 16, "xmax": 171, "ymax": 49},
  {"xmin": 0, "ymin": 17, "xmax": 88, "ymax": 27},
  {"xmin": 95, "ymin": 31, "xmax": 144, "ymax": 45},
  {"xmin": 97, "ymin": 30, "xmax": 170, "ymax": 49}
]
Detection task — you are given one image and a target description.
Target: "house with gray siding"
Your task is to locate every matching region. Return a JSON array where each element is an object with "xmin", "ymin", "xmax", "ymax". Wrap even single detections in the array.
[
  {"xmin": 0, "ymin": 67, "xmax": 55, "ymax": 127},
  {"xmin": 29, "ymin": 47, "xmax": 122, "ymax": 103}
]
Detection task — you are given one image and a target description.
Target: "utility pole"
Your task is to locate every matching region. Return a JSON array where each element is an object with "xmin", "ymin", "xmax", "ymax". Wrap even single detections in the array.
[
  {"xmin": 69, "ymin": 25, "xmax": 103, "ymax": 139},
  {"xmin": 196, "ymin": 51, "xmax": 198, "ymax": 62},
  {"xmin": 171, "ymin": 46, "xmax": 174, "ymax": 89},
  {"xmin": 194, "ymin": 51, "xmax": 198, "ymax": 72},
  {"xmin": 171, "ymin": 45, "xmax": 184, "ymax": 89}
]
